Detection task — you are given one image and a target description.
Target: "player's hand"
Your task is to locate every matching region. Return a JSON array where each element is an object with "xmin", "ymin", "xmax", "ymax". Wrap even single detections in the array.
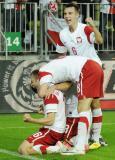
[
  {"xmin": 46, "ymin": 85, "xmax": 56, "ymax": 98},
  {"xmin": 23, "ymin": 114, "xmax": 32, "ymax": 122},
  {"xmin": 37, "ymin": 105, "xmax": 44, "ymax": 114},
  {"xmin": 85, "ymin": 17, "xmax": 95, "ymax": 27}
]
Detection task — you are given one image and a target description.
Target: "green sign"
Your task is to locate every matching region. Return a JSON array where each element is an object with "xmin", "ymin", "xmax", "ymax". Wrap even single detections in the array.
[{"xmin": 5, "ymin": 32, "xmax": 22, "ymax": 52}]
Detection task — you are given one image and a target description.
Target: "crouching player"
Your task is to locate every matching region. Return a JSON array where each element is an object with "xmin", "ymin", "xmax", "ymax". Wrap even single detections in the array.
[{"xmin": 18, "ymin": 70, "xmax": 66, "ymax": 155}]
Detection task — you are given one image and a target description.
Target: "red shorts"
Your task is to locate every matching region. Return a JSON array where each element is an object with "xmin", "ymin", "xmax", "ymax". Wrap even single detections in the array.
[
  {"xmin": 63, "ymin": 117, "xmax": 79, "ymax": 141},
  {"xmin": 27, "ymin": 128, "xmax": 64, "ymax": 146},
  {"xmin": 77, "ymin": 60, "xmax": 104, "ymax": 100}
]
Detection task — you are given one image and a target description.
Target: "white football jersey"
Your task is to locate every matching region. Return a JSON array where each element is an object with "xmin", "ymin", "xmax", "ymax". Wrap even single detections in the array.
[
  {"xmin": 39, "ymin": 56, "xmax": 88, "ymax": 85},
  {"xmin": 65, "ymin": 84, "xmax": 79, "ymax": 118},
  {"xmin": 56, "ymin": 22, "xmax": 102, "ymax": 66},
  {"xmin": 44, "ymin": 90, "xmax": 66, "ymax": 133}
]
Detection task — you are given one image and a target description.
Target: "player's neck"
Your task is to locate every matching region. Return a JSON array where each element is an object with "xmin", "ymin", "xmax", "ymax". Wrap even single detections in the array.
[{"xmin": 69, "ymin": 21, "xmax": 78, "ymax": 33}]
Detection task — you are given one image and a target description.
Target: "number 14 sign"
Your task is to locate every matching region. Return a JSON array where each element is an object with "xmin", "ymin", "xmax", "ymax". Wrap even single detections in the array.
[{"xmin": 5, "ymin": 32, "xmax": 22, "ymax": 52}]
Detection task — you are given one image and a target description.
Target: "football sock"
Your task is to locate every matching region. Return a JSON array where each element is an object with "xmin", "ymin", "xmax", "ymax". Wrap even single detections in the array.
[
  {"xmin": 91, "ymin": 108, "xmax": 102, "ymax": 142},
  {"xmin": 75, "ymin": 110, "xmax": 91, "ymax": 151}
]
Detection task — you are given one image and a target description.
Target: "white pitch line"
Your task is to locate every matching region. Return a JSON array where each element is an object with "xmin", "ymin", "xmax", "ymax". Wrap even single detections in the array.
[
  {"xmin": 103, "ymin": 122, "xmax": 115, "ymax": 126},
  {"xmin": 0, "ymin": 122, "xmax": 115, "ymax": 130},
  {"xmin": 0, "ymin": 149, "xmax": 44, "ymax": 160},
  {"xmin": 0, "ymin": 126, "xmax": 37, "ymax": 129}
]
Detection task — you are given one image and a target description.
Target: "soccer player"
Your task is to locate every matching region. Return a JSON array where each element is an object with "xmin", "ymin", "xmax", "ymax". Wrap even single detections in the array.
[
  {"xmin": 56, "ymin": 2, "xmax": 107, "ymax": 149},
  {"xmin": 18, "ymin": 70, "xmax": 66, "ymax": 155},
  {"xmin": 56, "ymin": 3, "xmax": 103, "ymax": 64},
  {"xmin": 48, "ymin": 84, "xmax": 92, "ymax": 153},
  {"xmin": 36, "ymin": 55, "xmax": 104, "ymax": 155}
]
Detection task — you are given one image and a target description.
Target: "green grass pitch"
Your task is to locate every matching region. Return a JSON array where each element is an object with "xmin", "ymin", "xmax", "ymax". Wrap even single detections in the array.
[{"xmin": 0, "ymin": 111, "xmax": 115, "ymax": 160}]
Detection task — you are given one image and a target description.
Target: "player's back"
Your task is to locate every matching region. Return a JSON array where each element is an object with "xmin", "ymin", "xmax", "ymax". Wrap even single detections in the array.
[{"xmin": 40, "ymin": 56, "xmax": 88, "ymax": 83}]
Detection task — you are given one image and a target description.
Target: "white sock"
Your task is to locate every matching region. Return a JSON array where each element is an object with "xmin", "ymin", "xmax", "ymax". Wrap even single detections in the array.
[
  {"xmin": 91, "ymin": 108, "xmax": 102, "ymax": 142},
  {"xmin": 86, "ymin": 111, "xmax": 92, "ymax": 145},
  {"xmin": 75, "ymin": 110, "xmax": 91, "ymax": 151}
]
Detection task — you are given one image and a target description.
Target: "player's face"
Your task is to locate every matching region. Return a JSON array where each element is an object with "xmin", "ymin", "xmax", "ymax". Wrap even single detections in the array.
[{"xmin": 64, "ymin": 7, "xmax": 79, "ymax": 27}]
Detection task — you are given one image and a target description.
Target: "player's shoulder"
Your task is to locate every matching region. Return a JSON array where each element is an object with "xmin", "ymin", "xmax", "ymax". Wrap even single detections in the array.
[
  {"xmin": 78, "ymin": 23, "xmax": 94, "ymax": 36},
  {"xmin": 44, "ymin": 90, "xmax": 63, "ymax": 105},
  {"xmin": 76, "ymin": 23, "xmax": 87, "ymax": 34},
  {"xmin": 82, "ymin": 22, "xmax": 94, "ymax": 33},
  {"xmin": 78, "ymin": 22, "xmax": 86, "ymax": 29},
  {"xmin": 44, "ymin": 93, "xmax": 58, "ymax": 105},
  {"xmin": 60, "ymin": 27, "xmax": 69, "ymax": 36}
]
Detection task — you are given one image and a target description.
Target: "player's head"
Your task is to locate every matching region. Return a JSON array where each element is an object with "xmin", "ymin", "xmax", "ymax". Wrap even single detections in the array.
[
  {"xmin": 30, "ymin": 69, "xmax": 39, "ymax": 93},
  {"xmin": 64, "ymin": 3, "xmax": 80, "ymax": 13},
  {"xmin": 64, "ymin": 3, "xmax": 80, "ymax": 26}
]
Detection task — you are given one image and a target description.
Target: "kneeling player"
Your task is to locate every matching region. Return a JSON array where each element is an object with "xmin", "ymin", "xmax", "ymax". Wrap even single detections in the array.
[{"xmin": 18, "ymin": 70, "xmax": 66, "ymax": 155}]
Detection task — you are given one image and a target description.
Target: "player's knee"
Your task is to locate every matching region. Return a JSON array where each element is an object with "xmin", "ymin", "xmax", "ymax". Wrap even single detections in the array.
[
  {"xmin": 18, "ymin": 145, "xmax": 24, "ymax": 154},
  {"xmin": 18, "ymin": 146, "xmax": 30, "ymax": 155},
  {"xmin": 18, "ymin": 143, "xmax": 30, "ymax": 155},
  {"xmin": 18, "ymin": 146, "xmax": 22, "ymax": 154},
  {"xmin": 91, "ymin": 99, "xmax": 101, "ymax": 109},
  {"xmin": 18, "ymin": 145, "xmax": 25, "ymax": 155}
]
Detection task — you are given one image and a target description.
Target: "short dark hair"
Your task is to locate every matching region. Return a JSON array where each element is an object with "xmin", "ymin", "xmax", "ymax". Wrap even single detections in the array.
[
  {"xmin": 64, "ymin": 3, "xmax": 80, "ymax": 12},
  {"xmin": 31, "ymin": 69, "xmax": 39, "ymax": 78},
  {"xmin": 30, "ymin": 70, "xmax": 39, "ymax": 93}
]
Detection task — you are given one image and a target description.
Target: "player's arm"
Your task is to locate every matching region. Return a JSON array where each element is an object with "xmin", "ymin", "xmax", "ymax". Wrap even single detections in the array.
[
  {"xmin": 55, "ymin": 81, "xmax": 72, "ymax": 91},
  {"xmin": 85, "ymin": 17, "xmax": 103, "ymax": 44},
  {"xmin": 37, "ymin": 105, "xmax": 44, "ymax": 114},
  {"xmin": 50, "ymin": 81, "xmax": 72, "ymax": 92},
  {"xmin": 24, "ymin": 112, "xmax": 55, "ymax": 126},
  {"xmin": 38, "ymin": 71, "xmax": 54, "ymax": 98},
  {"xmin": 56, "ymin": 31, "xmax": 67, "ymax": 55},
  {"xmin": 46, "ymin": 81, "xmax": 72, "ymax": 98}
]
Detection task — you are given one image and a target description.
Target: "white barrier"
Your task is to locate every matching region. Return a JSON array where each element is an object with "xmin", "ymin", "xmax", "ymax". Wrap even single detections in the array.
[{"xmin": 0, "ymin": 2, "xmax": 38, "ymax": 56}]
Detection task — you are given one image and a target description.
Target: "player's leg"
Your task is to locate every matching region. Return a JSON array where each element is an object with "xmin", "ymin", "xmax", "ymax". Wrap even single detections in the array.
[
  {"xmin": 59, "ymin": 117, "xmax": 79, "ymax": 152},
  {"xmin": 18, "ymin": 140, "xmax": 37, "ymax": 155},
  {"xmin": 76, "ymin": 61, "xmax": 104, "ymax": 152},
  {"xmin": 46, "ymin": 117, "xmax": 77, "ymax": 153},
  {"xmin": 61, "ymin": 98, "xmax": 92, "ymax": 155},
  {"xmin": 62, "ymin": 60, "xmax": 104, "ymax": 155},
  {"xmin": 62, "ymin": 98, "xmax": 92, "ymax": 155},
  {"xmin": 74, "ymin": 98, "xmax": 92, "ymax": 152},
  {"xmin": 90, "ymin": 98, "xmax": 102, "ymax": 142},
  {"xmin": 65, "ymin": 115, "xmax": 91, "ymax": 152},
  {"xmin": 89, "ymin": 98, "xmax": 108, "ymax": 149},
  {"xmin": 33, "ymin": 129, "xmax": 64, "ymax": 154},
  {"xmin": 18, "ymin": 128, "xmax": 50, "ymax": 155}
]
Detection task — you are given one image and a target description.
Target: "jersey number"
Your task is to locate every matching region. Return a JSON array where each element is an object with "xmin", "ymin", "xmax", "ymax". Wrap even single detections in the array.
[
  {"xmin": 72, "ymin": 47, "xmax": 77, "ymax": 55},
  {"xmin": 33, "ymin": 132, "xmax": 43, "ymax": 138}
]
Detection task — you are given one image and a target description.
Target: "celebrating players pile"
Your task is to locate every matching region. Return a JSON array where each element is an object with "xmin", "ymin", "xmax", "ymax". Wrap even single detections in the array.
[{"xmin": 18, "ymin": 3, "xmax": 108, "ymax": 156}]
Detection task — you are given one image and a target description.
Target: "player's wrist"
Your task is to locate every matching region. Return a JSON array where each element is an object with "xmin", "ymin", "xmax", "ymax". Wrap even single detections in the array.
[
  {"xmin": 91, "ymin": 25, "xmax": 96, "ymax": 28},
  {"xmin": 54, "ymin": 84, "xmax": 57, "ymax": 90}
]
